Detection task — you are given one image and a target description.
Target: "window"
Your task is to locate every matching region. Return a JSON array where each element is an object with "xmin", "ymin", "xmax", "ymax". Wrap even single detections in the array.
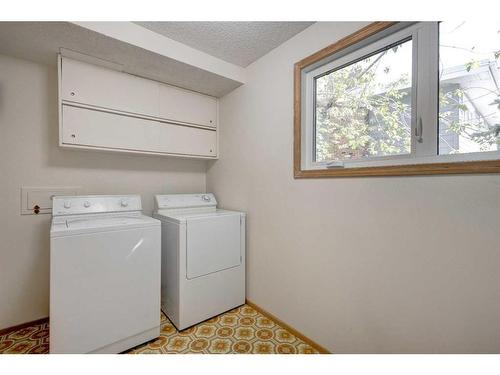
[
  {"xmin": 294, "ymin": 22, "xmax": 500, "ymax": 177},
  {"xmin": 315, "ymin": 38, "xmax": 413, "ymax": 163},
  {"xmin": 438, "ymin": 21, "xmax": 500, "ymax": 156}
]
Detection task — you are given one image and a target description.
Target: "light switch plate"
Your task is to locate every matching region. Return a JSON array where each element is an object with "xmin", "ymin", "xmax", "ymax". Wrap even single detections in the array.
[{"xmin": 21, "ymin": 186, "xmax": 81, "ymax": 215}]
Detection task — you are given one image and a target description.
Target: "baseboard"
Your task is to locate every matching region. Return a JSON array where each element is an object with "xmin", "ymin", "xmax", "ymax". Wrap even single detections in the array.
[
  {"xmin": 0, "ymin": 317, "xmax": 49, "ymax": 336},
  {"xmin": 245, "ymin": 299, "xmax": 330, "ymax": 354}
]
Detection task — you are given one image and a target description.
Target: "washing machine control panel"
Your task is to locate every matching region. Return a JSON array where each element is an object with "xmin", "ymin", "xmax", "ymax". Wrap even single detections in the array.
[
  {"xmin": 52, "ymin": 195, "xmax": 142, "ymax": 216},
  {"xmin": 155, "ymin": 193, "xmax": 217, "ymax": 209}
]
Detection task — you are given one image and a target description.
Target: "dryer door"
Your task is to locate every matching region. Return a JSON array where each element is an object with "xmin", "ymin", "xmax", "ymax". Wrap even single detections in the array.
[{"xmin": 186, "ymin": 214, "xmax": 241, "ymax": 279}]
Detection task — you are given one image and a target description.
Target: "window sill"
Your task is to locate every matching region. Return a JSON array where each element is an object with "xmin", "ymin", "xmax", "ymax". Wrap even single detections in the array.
[{"xmin": 294, "ymin": 159, "xmax": 500, "ymax": 178}]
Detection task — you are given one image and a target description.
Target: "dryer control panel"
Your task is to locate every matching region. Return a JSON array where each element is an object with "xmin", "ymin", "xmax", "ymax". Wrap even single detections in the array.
[
  {"xmin": 155, "ymin": 193, "xmax": 217, "ymax": 210},
  {"xmin": 52, "ymin": 195, "xmax": 142, "ymax": 216}
]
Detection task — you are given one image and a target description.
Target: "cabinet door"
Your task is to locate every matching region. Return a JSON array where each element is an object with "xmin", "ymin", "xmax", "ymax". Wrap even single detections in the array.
[
  {"xmin": 61, "ymin": 57, "xmax": 159, "ymax": 118},
  {"xmin": 62, "ymin": 105, "xmax": 217, "ymax": 158},
  {"xmin": 159, "ymin": 83, "xmax": 217, "ymax": 128}
]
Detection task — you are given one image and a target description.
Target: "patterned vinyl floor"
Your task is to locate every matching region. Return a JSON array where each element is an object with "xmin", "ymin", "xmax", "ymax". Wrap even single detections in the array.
[{"xmin": 0, "ymin": 304, "xmax": 320, "ymax": 354}]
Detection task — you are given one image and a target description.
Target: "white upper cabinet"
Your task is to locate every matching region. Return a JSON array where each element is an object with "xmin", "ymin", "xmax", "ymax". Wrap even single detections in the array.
[
  {"xmin": 159, "ymin": 84, "xmax": 217, "ymax": 128},
  {"xmin": 62, "ymin": 106, "xmax": 217, "ymax": 158},
  {"xmin": 58, "ymin": 55, "xmax": 219, "ymax": 159},
  {"xmin": 61, "ymin": 57, "xmax": 159, "ymax": 118}
]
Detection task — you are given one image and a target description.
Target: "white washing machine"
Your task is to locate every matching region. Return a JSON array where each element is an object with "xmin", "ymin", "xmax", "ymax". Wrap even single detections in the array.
[
  {"xmin": 50, "ymin": 195, "xmax": 161, "ymax": 353},
  {"xmin": 153, "ymin": 193, "xmax": 245, "ymax": 330}
]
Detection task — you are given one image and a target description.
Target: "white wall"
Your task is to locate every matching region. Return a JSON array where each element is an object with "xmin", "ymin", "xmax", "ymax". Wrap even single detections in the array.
[
  {"xmin": 0, "ymin": 54, "xmax": 207, "ymax": 329},
  {"xmin": 207, "ymin": 22, "xmax": 500, "ymax": 353}
]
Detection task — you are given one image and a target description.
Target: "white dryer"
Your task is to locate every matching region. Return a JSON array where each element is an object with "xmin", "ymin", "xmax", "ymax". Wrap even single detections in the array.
[
  {"xmin": 153, "ymin": 193, "xmax": 245, "ymax": 330},
  {"xmin": 50, "ymin": 195, "xmax": 161, "ymax": 353}
]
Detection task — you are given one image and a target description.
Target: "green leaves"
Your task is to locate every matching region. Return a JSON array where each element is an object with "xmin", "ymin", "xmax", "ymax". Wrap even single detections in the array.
[
  {"xmin": 465, "ymin": 60, "xmax": 480, "ymax": 72},
  {"xmin": 315, "ymin": 50, "xmax": 412, "ymax": 162}
]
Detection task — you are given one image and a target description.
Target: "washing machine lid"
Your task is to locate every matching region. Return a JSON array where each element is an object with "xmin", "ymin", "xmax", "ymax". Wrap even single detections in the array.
[
  {"xmin": 66, "ymin": 214, "xmax": 156, "ymax": 230},
  {"xmin": 51, "ymin": 212, "xmax": 159, "ymax": 237}
]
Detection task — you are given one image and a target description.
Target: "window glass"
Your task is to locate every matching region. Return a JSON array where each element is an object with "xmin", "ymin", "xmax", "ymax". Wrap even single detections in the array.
[
  {"xmin": 439, "ymin": 21, "xmax": 500, "ymax": 155},
  {"xmin": 314, "ymin": 38, "xmax": 413, "ymax": 162}
]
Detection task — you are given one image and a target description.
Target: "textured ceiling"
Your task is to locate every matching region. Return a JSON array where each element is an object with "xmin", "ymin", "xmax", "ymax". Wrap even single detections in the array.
[
  {"xmin": 0, "ymin": 22, "xmax": 242, "ymax": 97},
  {"xmin": 134, "ymin": 22, "xmax": 314, "ymax": 67}
]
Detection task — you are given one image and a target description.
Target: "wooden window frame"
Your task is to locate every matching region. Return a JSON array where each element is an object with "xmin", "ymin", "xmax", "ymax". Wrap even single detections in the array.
[{"xmin": 293, "ymin": 22, "xmax": 500, "ymax": 178}]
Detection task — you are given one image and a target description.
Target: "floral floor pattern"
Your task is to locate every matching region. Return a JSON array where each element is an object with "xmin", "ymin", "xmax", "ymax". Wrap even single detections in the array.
[{"xmin": 0, "ymin": 305, "xmax": 320, "ymax": 354}]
